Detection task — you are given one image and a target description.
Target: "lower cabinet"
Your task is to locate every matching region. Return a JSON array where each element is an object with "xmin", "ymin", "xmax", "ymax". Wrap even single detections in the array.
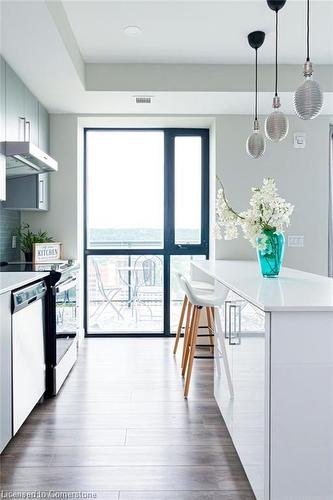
[
  {"xmin": 214, "ymin": 283, "xmax": 269, "ymax": 500},
  {"xmin": 0, "ymin": 292, "xmax": 12, "ymax": 452}
]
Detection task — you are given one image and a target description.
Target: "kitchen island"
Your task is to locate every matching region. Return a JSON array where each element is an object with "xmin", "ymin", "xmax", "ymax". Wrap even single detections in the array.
[{"xmin": 192, "ymin": 260, "xmax": 333, "ymax": 500}]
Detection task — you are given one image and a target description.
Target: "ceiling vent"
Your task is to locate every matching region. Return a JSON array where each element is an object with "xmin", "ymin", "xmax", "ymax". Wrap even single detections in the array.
[{"xmin": 134, "ymin": 96, "xmax": 153, "ymax": 104}]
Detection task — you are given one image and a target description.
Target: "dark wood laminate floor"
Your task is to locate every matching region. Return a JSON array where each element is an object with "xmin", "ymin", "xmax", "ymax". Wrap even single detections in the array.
[{"xmin": 0, "ymin": 338, "xmax": 255, "ymax": 500}]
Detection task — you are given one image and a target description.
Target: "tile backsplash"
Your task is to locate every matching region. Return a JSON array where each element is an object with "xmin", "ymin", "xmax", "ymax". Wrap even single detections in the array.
[{"xmin": 0, "ymin": 203, "xmax": 21, "ymax": 262}]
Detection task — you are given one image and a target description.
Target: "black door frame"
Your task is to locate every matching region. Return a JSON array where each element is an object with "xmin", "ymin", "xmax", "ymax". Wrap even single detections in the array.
[{"xmin": 83, "ymin": 128, "xmax": 209, "ymax": 337}]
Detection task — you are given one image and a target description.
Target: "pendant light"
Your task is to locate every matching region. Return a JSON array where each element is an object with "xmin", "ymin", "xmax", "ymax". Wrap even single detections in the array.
[
  {"xmin": 294, "ymin": 0, "xmax": 323, "ymax": 119},
  {"xmin": 265, "ymin": 0, "xmax": 289, "ymax": 142},
  {"xmin": 246, "ymin": 31, "xmax": 266, "ymax": 159}
]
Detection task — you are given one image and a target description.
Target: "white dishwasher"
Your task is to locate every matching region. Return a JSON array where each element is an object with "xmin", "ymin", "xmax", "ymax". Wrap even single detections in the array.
[{"xmin": 12, "ymin": 280, "xmax": 47, "ymax": 434}]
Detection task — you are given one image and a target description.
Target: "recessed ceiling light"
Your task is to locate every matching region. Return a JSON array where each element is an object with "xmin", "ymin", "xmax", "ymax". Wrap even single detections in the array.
[{"xmin": 124, "ymin": 26, "xmax": 142, "ymax": 37}]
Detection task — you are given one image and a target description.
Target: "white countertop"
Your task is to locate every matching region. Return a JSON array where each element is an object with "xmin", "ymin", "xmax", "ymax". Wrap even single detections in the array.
[
  {"xmin": 193, "ymin": 260, "xmax": 333, "ymax": 312},
  {"xmin": 0, "ymin": 272, "xmax": 49, "ymax": 295}
]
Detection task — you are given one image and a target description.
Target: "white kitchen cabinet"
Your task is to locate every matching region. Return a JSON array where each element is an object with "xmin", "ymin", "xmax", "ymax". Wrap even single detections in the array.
[
  {"xmin": 0, "ymin": 291, "xmax": 12, "ymax": 452},
  {"xmin": 214, "ymin": 285, "xmax": 268, "ymax": 500}
]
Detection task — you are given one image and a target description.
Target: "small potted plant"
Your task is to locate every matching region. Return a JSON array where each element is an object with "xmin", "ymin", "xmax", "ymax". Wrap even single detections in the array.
[
  {"xmin": 216, "ymin": 178, "xmax": 294, "ymax": 278},
  {"xmin": 15, "ymin": 224, "xmax": 54, "ymax": 262}
]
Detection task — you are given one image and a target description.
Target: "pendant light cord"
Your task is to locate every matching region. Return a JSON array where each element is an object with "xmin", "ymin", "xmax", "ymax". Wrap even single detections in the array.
[
  {"xmin": 255, "ymin": 48, "xmax": 258, "ymax": 120},
  {"xmin": 275, "ymin": 10, "xmax": 278, "ymax": 97},
  {"xmin": 306, "ymin": 0, "xmax": 310, "ymax": 61}
]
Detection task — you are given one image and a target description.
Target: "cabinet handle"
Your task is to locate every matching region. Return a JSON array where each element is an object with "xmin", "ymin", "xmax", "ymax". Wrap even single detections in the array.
[
  {"xmin": 25, "ymin": 121, "xmax": 31, "ymax": 141},
  {"xmin": 229, "ymin": 304, "xmax": 241, "ymax": 346},
  {"xmin": 19, "ymin": 117, "xmax": 25, "ymax": 141},
  {"xmin": 39, "ymin": 179, "xmax": 44, "ymax": 205},
  {"xmin": 224, "ymin": 301, "xmax": 232, "ymax": 339}
]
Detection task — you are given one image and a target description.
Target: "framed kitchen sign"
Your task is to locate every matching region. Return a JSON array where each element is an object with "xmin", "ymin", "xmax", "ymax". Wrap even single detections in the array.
[{"xmin": 33, "ymin": 242, "xmax": 63, "ymax": 262}]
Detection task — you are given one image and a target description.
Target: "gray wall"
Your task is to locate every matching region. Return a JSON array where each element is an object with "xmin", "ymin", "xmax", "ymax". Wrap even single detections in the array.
[
  {"xmin": 215, "ymin": 115, "xmax": 331, "ymax": 276},
  {"xmin": 22, "ymin": 113, "xmax": 332, "ymax": 276},
  {"xmin": 0, "ymin": 203, "xmax": 20, "ymax": 262},
  {"xmin": 23, "ymin": 114, "xmax": 79, "ymax": 259}
]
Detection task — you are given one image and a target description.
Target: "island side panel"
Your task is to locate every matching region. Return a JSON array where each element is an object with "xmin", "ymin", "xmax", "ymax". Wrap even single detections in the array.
[{"xmin": 270, "ymin": 311, "xmax": 333, "ymax": 500}]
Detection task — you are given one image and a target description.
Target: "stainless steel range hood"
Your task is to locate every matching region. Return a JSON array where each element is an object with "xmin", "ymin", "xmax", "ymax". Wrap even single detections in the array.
[{"xmin": 5, "ymin": 142, "xmax": 58, "ymax": 177}]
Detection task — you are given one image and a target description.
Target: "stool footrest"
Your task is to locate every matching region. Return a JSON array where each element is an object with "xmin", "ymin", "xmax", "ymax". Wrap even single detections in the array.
[{"xmin": 194, "ymin": 355, "xmax": 214, "ymax": 359}]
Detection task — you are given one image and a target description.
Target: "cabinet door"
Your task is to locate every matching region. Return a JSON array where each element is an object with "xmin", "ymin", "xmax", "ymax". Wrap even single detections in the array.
[
  {"xmin": 214, "ymin": 287, "xmax": 269, "ymax": 500},
  {"xmin": 0, "ymin": 56, "xmax": 6, "ymax": 200},
  {"xmin": 0, "ymin": 292, "xmax": 12, "ymax": 452},
  {"xmin": 214, "ymin": 281, "xmax": 234, "ymax": 433},
  {"xmin": 24, "ymin": 87, "xmax": 39, "ymax": 145},
  {"xmin": 5, "ymin": 63, "xmax": 25, "ymax": 141},
  {"xmin": 37, "ymin": 173, "xmax": 49, "ymax": 210},
  {"xmin": 38, "ymin": 103, "xmax": 49, "ymax": 152},
  {"xmin": 3, "ymin": 173, "xmax": 48, "ymax": 211}
]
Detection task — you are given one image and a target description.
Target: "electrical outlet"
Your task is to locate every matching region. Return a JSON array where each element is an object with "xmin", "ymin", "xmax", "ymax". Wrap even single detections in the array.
[
  {"xmin": 12, "ymin": 235, "xmax": 17, "ymax": 249},
  {"xmin": 288, "ymin": 235, "xmax": 304, "ymax": 247}
]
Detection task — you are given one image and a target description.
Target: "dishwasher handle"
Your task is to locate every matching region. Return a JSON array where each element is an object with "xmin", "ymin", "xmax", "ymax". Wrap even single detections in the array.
[{"xmin": 12, "ymin": 280, "xmax": 47, "ymax": 313}]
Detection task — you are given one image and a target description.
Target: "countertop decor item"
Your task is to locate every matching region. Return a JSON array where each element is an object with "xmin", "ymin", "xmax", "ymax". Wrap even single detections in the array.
[
  {"xmin": 216, "ymin": 177, "xmax": 294, "ymax": 277},
  {"xmin": 246, "ymin": 30, "xmax": 266, "ymax": 159},
  {"xmin": 294, "ymin": 0, "xmax": 323, "ymax": 119},
  {"xmin": 265, "ymin": 0, "xmax": 289, "ymax": 142},
  {"xmin": 15, "ymin": 223, "xmax": 54, "ymax": 262}
]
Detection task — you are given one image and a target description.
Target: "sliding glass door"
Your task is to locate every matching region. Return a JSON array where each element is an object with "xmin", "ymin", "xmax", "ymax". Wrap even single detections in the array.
[{"xmin": 84, "ymin": 128, "xmax": 209, "ymax": 336}]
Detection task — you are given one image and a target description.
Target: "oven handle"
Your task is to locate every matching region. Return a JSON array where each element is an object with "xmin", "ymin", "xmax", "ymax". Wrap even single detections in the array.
[{"xmin": 54, "ymin": 277, "xmax": 77, "ymax": 294}]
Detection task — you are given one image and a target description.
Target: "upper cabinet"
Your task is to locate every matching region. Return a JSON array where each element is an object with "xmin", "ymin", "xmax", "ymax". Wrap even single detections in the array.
[
  {"xmin": 1, "ymin": 59, "xmax": 51, "ymax": 207},
  {"xmin": 5, "ymin": 63, "xmax": 42, "ymax": 146},
  {"xmin": 24, "ymin": 87, "xmax": 39, "ymax": 145},
  {"xmin": 38, "ymin": 103, "xmax": 49, "ymax": 153},
  {"xmin": 5, "ymin": 63, "xmax": 25, "ymax": 141}
]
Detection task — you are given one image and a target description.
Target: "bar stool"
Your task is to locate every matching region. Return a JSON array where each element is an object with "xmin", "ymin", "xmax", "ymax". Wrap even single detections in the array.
[
  {"xmin": 178, "ymin": 274, "xmax": 233, "ymax": 399},
  {"xmin": 173, "ymin": 273, "xmax": 214, "ymax": 356}
]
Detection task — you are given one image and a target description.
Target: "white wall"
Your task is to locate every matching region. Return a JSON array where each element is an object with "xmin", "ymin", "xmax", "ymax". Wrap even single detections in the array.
[
  {"xmin": 23, "ymin": 113, "xmax": 332, "ymax": 276},
  {"xmin": 215, "ymin": 115, "xmax": 331, "ymax": 276}
]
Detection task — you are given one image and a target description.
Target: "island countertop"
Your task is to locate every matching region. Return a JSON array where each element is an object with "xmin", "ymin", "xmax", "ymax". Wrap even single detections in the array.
[
  {"xmin": 0, "ymin": 272, "xmax": 49, "ymax": 295},
  {"xmin": 192, "ymin": 260, "xmax": 333, "ymax": 312}
]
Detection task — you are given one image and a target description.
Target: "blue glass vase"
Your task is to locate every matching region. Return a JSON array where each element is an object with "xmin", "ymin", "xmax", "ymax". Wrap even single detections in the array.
[{"xmin": 256, "ymin": 230, "xmax": 285, "ymax": 278}]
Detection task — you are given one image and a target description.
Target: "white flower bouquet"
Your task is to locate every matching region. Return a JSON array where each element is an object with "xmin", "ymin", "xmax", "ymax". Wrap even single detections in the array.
[{"xmin": 216, "ymin": 178, "xmax": 294, "ymax": 277}]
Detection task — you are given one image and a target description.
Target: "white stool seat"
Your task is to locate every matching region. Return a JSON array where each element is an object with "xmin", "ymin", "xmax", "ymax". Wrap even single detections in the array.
[
  {"xmin": 192, "ymin": 292, "xmax": 225, "ymax": 308},
  {"xmin": 190, "ymin": 280, "xmax": 214, "ymax": 293}
]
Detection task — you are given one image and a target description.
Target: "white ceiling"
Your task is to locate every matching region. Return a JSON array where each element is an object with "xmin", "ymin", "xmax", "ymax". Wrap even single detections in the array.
[
  {"xmin": 0, "ymin": 0, "xmax": 332, "ymax": 114},
  {"xmin": 62, "ymin": 0, "xmax": 333, "ymax": 64}
]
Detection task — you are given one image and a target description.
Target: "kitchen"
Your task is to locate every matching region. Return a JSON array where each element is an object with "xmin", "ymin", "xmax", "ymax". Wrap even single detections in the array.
[{"xmin": 1, "ymin": 1, "xmax": 333, "ymax": 499}]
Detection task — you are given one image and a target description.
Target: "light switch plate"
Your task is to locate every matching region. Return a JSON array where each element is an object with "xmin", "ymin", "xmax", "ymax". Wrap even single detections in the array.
[
  {"xmin": 12, "ymin": 235, "xmax": 17, "ymax": 249},
  {"xmin": 288, "ymin": 235, "xmax": 304, "ymax": 247}
]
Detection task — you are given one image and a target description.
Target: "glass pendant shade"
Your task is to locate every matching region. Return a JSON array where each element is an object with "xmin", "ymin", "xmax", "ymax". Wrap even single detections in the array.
[
  {"xmin": 294, "ymin": 62, "xmax": 323, "ymax": 120},
  {"xmin": 247, "ymin": 120, "xmax": 266, "ymax": 159},
  {"xmin": 265, "ymin": 96, "xmax": 289, "ymax": 142}
]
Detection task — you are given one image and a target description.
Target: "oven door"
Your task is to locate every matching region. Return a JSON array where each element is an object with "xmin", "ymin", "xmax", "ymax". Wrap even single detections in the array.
[{"xmin": 55, "ymin": 276, "xmax": 78, "ymax": 360}]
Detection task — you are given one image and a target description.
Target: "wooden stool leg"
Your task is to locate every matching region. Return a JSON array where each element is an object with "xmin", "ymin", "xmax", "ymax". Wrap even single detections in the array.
[
  {"xmin": 206, "ymin": 306, "xmax": 214, "ymax": 354},
  {"xmin": 173, "ymin": 295, "xmax": 188, "ymax": 354},
  {"xmin": 181, "ymin": 301, "xmax": 192, "ymax": 371},
  {"xmin": 182, "ymin": 304, "xmax": 196, "ymax": 377},
  {"xmin": 184, "ymin": 306, "xmax": 201, "ymax": 399}
]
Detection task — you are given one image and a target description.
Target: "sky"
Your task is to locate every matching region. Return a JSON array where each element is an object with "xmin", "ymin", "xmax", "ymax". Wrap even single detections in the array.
[{"xmin": 86, "ymin": 130, "xmax": 201, "ymax": 233}]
